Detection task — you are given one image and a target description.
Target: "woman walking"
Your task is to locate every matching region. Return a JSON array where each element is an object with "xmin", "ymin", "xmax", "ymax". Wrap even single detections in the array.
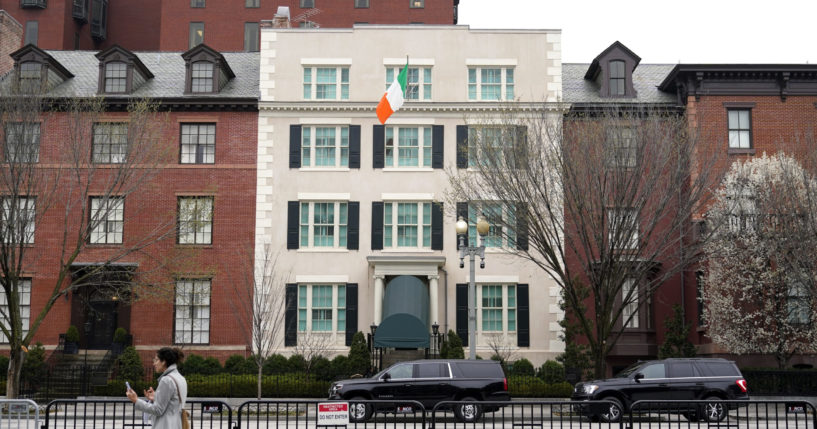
[{"xmin": 126, "ymin": 347, "xmax": 188, "ymax": 429}]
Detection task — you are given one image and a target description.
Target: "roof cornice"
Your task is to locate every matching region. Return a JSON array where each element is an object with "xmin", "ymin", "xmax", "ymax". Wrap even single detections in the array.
[
  {"xmin": 258, "ymin": 101, "xmax": 566, "ymax": 114},
  {"xmin": 658, "ymin": 64, "xmax": 817, "ymax": 102}
]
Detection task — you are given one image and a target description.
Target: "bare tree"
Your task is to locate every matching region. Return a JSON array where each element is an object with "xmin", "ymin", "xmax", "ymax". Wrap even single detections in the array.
[
  {"xmin": 294, "ymin": 332, "xmax": 333, "ymax": 374},
  {"xmin": 703, "ymin": 152, "xmax": 817, "ymax": 368},
  {"xmin": 447, "ymin": 105, "xmax": 724, "ymax": 378},
  {"xmin": 485, "ymin": 333, "xmax": 517, "ymax": 367},
  {"xmin": 0, "ymin": 79, "xmax": 174, "ymax": 396},
  {"xmin": 228, "ymin": 243, "xmax": 287, "ymax": 399}
]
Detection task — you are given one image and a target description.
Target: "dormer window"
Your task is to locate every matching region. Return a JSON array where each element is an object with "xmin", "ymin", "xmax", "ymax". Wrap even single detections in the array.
[
  {"xmin": 609, "ymin": 60, "xmax": 625, "ymax": 96},
  {"xmin": 104, "ymin": 61, "xmax": 127, "ymax": 93},
  {"xmin": 182, "ymin": 44, "xmax": 235, "ymax": 95},
  {"xmin": 584, "ymin": 41, "xmax": 640, "ymax": 99},
  {"xmin": 191, "ymin": 62, "xmax": 214, "ymax": 93},
  {"xmin": 95, "ymin": 45, "xmax": 153, "ymax": 95},
  {"xmin": 19, "ymin": 62, "xmax": 42, "ymax": 92},
  {"xmin": 9, "ymin": 45, "xmax": 74, "ymax": 94}
]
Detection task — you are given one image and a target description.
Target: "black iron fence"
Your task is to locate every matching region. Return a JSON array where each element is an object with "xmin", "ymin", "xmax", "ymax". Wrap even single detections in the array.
[
  {"xmin": 32, "ymin": 398, "xmax": 817, "ymax": 429},
  {"xmin": 742, "ymin": 369, "xmax": 817, "ymax": 395}
]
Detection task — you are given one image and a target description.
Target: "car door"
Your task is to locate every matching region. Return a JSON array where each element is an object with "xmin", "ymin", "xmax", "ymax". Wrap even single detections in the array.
[
  {"xmin": 414, "ymin": 362, "xmax": 453, "ymax": 407},
  {"xmin": 372, "ymin": 363, "xmax": 415, "ymax": 401},
  {"xmin": 626, "ymin": 363, "xmax": 672, "ymax": 404},
  {"xmin": 667, "ymin": 361, "xmax": 699, "ymax": 401}
]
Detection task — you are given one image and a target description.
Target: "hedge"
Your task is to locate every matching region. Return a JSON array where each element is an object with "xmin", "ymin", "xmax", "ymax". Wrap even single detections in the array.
[
  {"xmin": 95, "ymin": 373, "xmax": 331, "ymax": 398},
  {"xmin": 508, "ymin": 375, "xmax": 573, "ymax": 398}
]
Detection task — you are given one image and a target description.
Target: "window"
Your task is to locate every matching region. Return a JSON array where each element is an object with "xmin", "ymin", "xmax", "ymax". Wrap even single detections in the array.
[
  {"xmin": 355, "ymin": 0, "xmax": 369, "ymax": 7},
  {"xmin": 90, "ymin": 197, "xmax": 123, "ymax": 244},
  {"xmin": 468, "ymin": 67, "xmax": 514, "ymax": 101},
  {"xmin": 178, "ymin": 197, "xmax": 213, "ymax": 244},
  {"xmin": 299, "ymin": 201, "xmax": 348, "ymax": 248},
  {"xmin": 605, "ymin": 126, "xmax": 636, "ymax": 168},
  {"xmin": 480, "ymin": 284, "xmax": 516, "ymax": 332},
  {"xmin": 297, "ymin": 284, "xmax": 345, "ymax": 332},
  {"xmin": 92, "ymin": 123, "xmax": 128, "ymax": 163},
  {"xmin": 190, "ymin": 0, "xmax": 205, "ymax": 7},
  {"xmin": 301, "ymin": 126, "xmax": 349, "ymax": 168},
  {"xmin": 640, "ymin": 363, "xmax": 666, "ymax": 379},
  {"xmin": 180, "ymin": 124, "xmax": 215, "ymax": 164},
  {"xmin": 385, "ymin": 362, "xmax": 414, "ymax": 379},
  {"xmin": 622, "ymin": 279, "xmax": 638, "ymax": 328},
  {"xmin": 728, "ymin": 190, "xmax": 755, "ymax": 233},
  {"xmin": 303, "ymin": 67, "xmax": 349, "ymax": 100},
  {"xmin": 385, "ymin": 126, "xmax": 432, "ymax": 168},
  {"xmin": 24, "ymin": 21, "xmax": 38, "ymax": 46},
  {"xmin": 468, "ymin": 202, "xmax": 516, "ymax": 248},
  {"xmin": 0, "ymin": 279, "xmax": 31, "ymax": 343},
  {"xmin": 73, "ymin": 0, "xmax": 90, "ymax": 21},
  {"xmin": 383, "ymin": 202, "xmax": 432, "ymax": 248},
  {"xmin": 244, "ymin": 22, "xmax": 259, "ymax": 52},
  {"xmin": 787, "ymin": 276, "xmax": 811, "ymax": 325},
  {"xmin": 245, "ymin": 0, "xmax": 259, "ymax": 6},
  {"xmin": 608, "ymin": 208, "xmax": 638, "ymax": 250},
  {"xmin": 728, "ymin": 109, "xmax": 752, "ymax": 149},
  {"xmin": 103, "ymin": 62, "xmax": 127, "ymax": 93},
  {"xmin": 609, "ymin": 60, "xmax": 625, "ymax": 96},
  {"xmin": 189, "ymin": 22, "xmax": 204, "ymax": 49},
  {"xmin": 300, "ymin": 0, "xmax": 314, "ymax": 7},
  {"xmin": 90, "ymin": 0, "xmax": 108, "ymax": 40},
  {"xmin": 19, "ymin": 62, "xmax": 41, "ymax": 92},
  {"xmin": 4, "ymin": 123, "xmax": 40, "ymax": 163},
  {"xmin": 386, "ymin": 66, "xmax": 431, "ymax": 100},
  {"xmin": 174, "ymin": 279, "xmax": 210, "ymax": 344},
  {"xmin": 20, "ymin": 0, "xmax": 46, "ymax": 8},
  {"xmin": 410, "ymin": 0, "xmax": 424, "ymax": 8},
  {"xmin": 191, "ymin": 62, "xmax": 214, "ymax": 93},
  {"xmin": 2, "ymin": 197, "xmax": 36, "ymax": 244}
]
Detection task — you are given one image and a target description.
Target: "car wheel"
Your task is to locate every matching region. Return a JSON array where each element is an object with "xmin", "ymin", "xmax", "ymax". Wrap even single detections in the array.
[
  {"xmin": 454, "ymin": 396, "xmax": 482, "ymax": 423},
  {"xmin": 599, "ymin": 397, "xmax": 624, "ymax": 423},
  {"xmin": 348, "ymin": 396, "xmax": 372, "ymax": 423},
  {"xmin": 702, "ymin": 396, "xmax": 726, "ymax": 422}
]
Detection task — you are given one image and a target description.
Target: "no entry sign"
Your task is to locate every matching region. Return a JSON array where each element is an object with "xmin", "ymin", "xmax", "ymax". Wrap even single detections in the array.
[{"xmin": 318, "ymin": 402, "xmax": 349, "ymax": 426}]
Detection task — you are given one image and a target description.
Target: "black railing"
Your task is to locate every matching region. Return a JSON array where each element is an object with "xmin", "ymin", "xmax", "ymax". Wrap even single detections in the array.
[{"xmin": 742, "ymin": 369, "xmax": 817, "ymax": 395}]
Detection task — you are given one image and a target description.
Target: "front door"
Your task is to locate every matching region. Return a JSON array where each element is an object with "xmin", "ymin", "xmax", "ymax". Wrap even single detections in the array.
[{"xmin": 87, "ymin": 301, "xmax": 117, "ymax": 349}]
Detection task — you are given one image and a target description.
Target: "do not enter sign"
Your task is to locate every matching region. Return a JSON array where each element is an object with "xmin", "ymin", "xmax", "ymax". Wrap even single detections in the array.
[{"xmin": 318, "ymin": 402, "xmax": 349, "ymax": 426}]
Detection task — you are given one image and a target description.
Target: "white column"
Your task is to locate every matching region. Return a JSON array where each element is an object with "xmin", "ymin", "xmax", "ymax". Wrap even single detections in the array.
[
  {"xmin": 373, "ymin": 275, "xmax": 385, "ymax": 325},
  {"xmin": 428, "ymin": 275, "xmax": 439, "ymax": 328}
]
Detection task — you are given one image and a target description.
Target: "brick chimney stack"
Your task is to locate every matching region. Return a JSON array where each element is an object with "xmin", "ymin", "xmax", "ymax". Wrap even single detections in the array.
[{"xmin": 0, "ymin": 10, "xmax": 23, "ymax": 76}]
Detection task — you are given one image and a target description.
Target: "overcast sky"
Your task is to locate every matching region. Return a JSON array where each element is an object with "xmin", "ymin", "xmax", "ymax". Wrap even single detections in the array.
[{"xmin": 458, "ymin": 0, "xmax": 817, "ymax": 65}]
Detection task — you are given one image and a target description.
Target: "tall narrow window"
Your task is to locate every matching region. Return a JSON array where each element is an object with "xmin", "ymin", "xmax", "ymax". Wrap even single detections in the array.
[
  {"xmin": 19, "ymin": 62, "xmax": 41, "ymax": 92},
  {"xmin": 174, "ymin": 279, "xmax": 210, "ymax": 344},
  {"xmin": 90, "ymin": 197, "xmax": 124, "ymax": 244},
  {"xmin": 104, "ymin": 62, "xmax": 127, "ymax": 93},
  {"xmin": 297, "ymin": 284, "xmax": 346, "ymax": 333},
  {"xmin": 383, "ymin": 202, "xmax": 432, "ymax": 248},
  {"xmin": 178, "ymin": 197, "xmax": 213, "ymax": 245},
  {"xmin": 5, "ymin": 123, "xmax": 40, "ymax": 163},
  {"xmin": 301, "ymin": 126, "xmax": 349, "ymax": 168},
  {"xmin": 384, "ymin": 126, "xmax": 432, "ymax": 168},
  {"xmin": 189, "ymin": 22, "xmax": 204, "ymax": 49},
  {"xmin": 24, "ymin": 21, "xmax": 38, "ymax": 46},
  {"xmin": 608, "ymin": 208, "xmax": 638, "ymax": 250},
  {"xmin": 2, "ymin": 197, "xmax": 36, "ymax": 244},
  {"xmin": 479, "ymin": 284, "xmax": 516, "ymax": 333},
  {"xmin": 299, "ymin": 201, "xmax": 348, "ymax": 248},
  {"xmin": 605, "ymin": 126, "xmax": 636, "ymax": 168},
  {"xmin": 0, "ymin": 279, "xmax": 31, "ymax": 343},
  {"xmin": 609, "ymin": 60, "xmax": 625, "ymax": 96},
  {"xmin": 728, "ymin": 109, "xmax": 752, "ymax": 149},
  {"xmin": 190, "ymin": 62, "xmax": 214, "ymax": 93},
  {"xmin": 180, "ymin": 124, "xmax": 215, "ymax": 164},
  {"xmin": 93, "ymin": 123, "xmax": 128, "ymax": 163},
  {"xmin": 468, "ymin": 202, "xmax": 516, "ymax": 248},
  {"xmin": 244, "ymin": 22, "xmax": 259, "ymax": 52},
  {"xmin": 622, "ymin": 279, "xmax": 639, "ymax": 328}
]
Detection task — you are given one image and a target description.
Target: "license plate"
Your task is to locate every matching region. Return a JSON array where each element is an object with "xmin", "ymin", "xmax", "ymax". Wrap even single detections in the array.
[{"xmin": 396, "ymin": 406, "xmax": 413, "ymax": 413}]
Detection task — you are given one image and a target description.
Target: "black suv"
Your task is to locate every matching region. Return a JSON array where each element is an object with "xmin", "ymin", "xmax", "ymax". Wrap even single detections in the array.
[
  {"xmin": 571, "ymin": 358, "xmax": 749, "ymax": 422},
  {"xmin": 328, "ymin": 359, "xmax": 510, "ymax": 422}
]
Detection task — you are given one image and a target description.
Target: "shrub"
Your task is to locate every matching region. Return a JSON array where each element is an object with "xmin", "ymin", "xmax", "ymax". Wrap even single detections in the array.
[
  {"xmin": 507, "ymin": 375, "xmax": 573, "ymax": 398},
  {"xmin": 510, "ymin": 358, "xmax": 535, "ymax": 377},
  {"xmin": 330, "ymin": 355, "xmax": 350, "ymax": 378},
  {"xmin": 21, "ymin": 342, "xmax": 47, "ymax": 385},
  {"xmin": 347, "ymin": 332, "xmax": 369, "ymax": 375},
  {"xmin": 182, "ymin": 354, "xmax": 222, "ymax": 375},
  {"xmin": 287, "ymin": 354, "xmax": 307, "ymax": 373},
  {"xmin": 263, "ymin": 354, "xmax": 288, "ymax": 375},
  {"xmin": 116, "ymin": 346, "xmax": 144, "ymax": 381},
  {"xmin": 539, "ymin": 360, "xmax": 566, "ymax": 384},
  {"xmin": 444, "ymin": 330, "xmax": 464, "ymax": 359},
  {"xmin": 224, "ymin": 355, "xmax": 248, "ymax": 373},
  {"xmin": 65, "ymin": 325, "xmax": 80, "ymax": 343},
  {"xmin": 311, "ymin": 356, "xmax": 332, "ymax": 380},
  {"xmin": 0, "ymin": 354, "xmax": 8, "ymax": 380},
  {"xmin": 113, "ymin": 328, "xmax": 128, "ymax": 343}
]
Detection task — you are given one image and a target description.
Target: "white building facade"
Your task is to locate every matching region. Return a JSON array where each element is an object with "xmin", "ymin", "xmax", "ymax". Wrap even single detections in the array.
[{"xmin": 257, "ymin": 24, "xmax": 564, "ymax": 365}]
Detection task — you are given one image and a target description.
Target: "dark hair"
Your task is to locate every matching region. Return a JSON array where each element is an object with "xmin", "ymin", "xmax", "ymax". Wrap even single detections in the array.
[{"xmin": 156, "ymin": 347, "xmax": 185, "ymax": 366}]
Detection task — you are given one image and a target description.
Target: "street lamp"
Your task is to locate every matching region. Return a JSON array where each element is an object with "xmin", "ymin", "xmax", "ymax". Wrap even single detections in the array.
[{"xmin": 456, "ymin": 215, "xmax": 490, "ymax": 360}]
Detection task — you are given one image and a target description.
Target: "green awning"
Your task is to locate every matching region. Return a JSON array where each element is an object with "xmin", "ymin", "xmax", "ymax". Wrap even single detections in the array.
[{"xmin": 374, "ymin": 313, "xmax": 429, "ymax": 348}]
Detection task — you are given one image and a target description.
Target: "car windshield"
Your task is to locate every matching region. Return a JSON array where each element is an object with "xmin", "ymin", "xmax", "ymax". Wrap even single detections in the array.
[{"xmin": 615, "ymin": 362, "xmax": 646, "ymax": 378}]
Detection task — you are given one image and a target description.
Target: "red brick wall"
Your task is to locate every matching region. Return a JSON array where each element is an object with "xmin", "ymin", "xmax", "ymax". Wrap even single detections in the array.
[{"xmin": 0, "ymin": 10, "xmax": 22, "ymax": 74}]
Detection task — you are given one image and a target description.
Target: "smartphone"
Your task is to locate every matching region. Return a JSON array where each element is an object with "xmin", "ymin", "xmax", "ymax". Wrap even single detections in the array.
[{"xmin": 125, "ymin": 381, "xmax": 132, "ymax": 391}]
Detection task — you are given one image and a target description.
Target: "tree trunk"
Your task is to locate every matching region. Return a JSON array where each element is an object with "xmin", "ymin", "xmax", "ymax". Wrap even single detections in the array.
[
  {"xmin": 257, "ymin": 366, "xmax": 262, "ymax": 400},
  {"xmin": 592, "ymin": 344, "xmax": 606, "ymax": 379},
  {"xmin": 6, "ymin": 347, "xmax": 24, "ymax": 398}
]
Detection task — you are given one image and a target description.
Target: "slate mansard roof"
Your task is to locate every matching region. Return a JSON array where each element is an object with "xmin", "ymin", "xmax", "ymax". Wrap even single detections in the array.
[{"xmin": 562, "ymin": 63, "xmax": 676, "ymax": 105}]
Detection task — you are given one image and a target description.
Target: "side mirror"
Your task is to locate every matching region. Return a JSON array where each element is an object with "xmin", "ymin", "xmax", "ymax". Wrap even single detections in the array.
[
  {"xmin": 634, "ymin": 373, "xmax": 644, "ymax": 383},
  {"xmin": 382, "ymin": 373, "xmax": 391, "ymax": 382}
]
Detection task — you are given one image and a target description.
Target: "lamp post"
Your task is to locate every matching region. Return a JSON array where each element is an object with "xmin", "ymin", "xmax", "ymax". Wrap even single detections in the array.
[{"xmin": 456, "ymin": 215, "xmax": 490, "ymax": 360}]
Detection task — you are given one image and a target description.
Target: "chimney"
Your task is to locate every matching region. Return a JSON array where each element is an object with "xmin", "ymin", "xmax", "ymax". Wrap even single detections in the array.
[
  {"xmin": 272, "ymin": 6, "xmax": 291, "ymax": 29},
  {"xmin": 0, "ymin": 10, "xmax": 23, "ymax": 76}
]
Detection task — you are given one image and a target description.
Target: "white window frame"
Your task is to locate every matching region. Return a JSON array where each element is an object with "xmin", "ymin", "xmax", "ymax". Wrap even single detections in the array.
[
  {"xmin": 622, "ymin": 278, "xmax": 639, "ymax": 328},
  {"xmin": 0, "ymin": 279, "xmax": 31, "ymax": 343},
  {"xmin": 384, "ymin": 126, "xmax": 433, "ymax": 168},
  {"xmin": 385, "ymin": 66, "xmax": 432, "ymax": 101},
  {"xmin": 2, "ymin": 197, "xmax": 35, "ymax": 244},
  {"xmin": 299, "ymin": 201, "xmax": 348, "ymax": 248},
  {"xmin": 90, "ymin": 196, "xmax": 124, "ymax": 244},
  {"xmin": 383, "ymin": 201, "xmax": 432, "ymax": 249},
  {"xmin": 178, "ymin": 196, "xmax": 213, "ymax": 245},
  {"xmin": 609, "ymin": 60, "xmax": 626, "ymax": 96},
  {"xmin": 297, "ymin": 284, "xmax": 346, "ymax": 333},
  {"xmin": 728, "ymin": 109, "xmax": 752, "ymax": 149},
  {"xmin": 191, "ymin": 61, "xmax": 214, "ymax": 93},
  {"xmin": 468, "ymin": 201, "xmax": 516, "ymax": 248},
  {"xmin": 787, "ymin": 276, "xmax": 811, "ymax": 325},
  {"xmin": 608, "ymin": 208, "xmax": 638, "ymax": 250},
  {"xmin": 303, "ymin": 66, "xmax": 350, "ymax": 101},
  {"xmin": 180, "ymin": 123, "xmax": 216, "ymax": 164},
  {"xmin": 605, "ymin": 126, "xmax": 636, "ymax": 168},
  {"xmin": 174, "ymin": 279, "xmax": 211, "ymax": 344},
  {"xmin": 301, "ymin": 125, "xmax": 349, "ymax": 168},
  {"xmin": 478, "ymin": 284, "xmax": 516, "ymax": 333},
  {"xmin": 468, "ymin": 67, "xmax": 514, "ymax": 101},
  {"xmin": 93, "ymin": 122, "xmax": 128, "ymax": 164},
  {"xmin": 104, "ymin": 61, "xmax": 127, "ymax": 93},
  {"xmin": 5, "ymin": 122, "xmax": 40, "ymax": 163},
  {"xmin": 728, "ymin": 190, "xmax": 756, "ymax": 233}
]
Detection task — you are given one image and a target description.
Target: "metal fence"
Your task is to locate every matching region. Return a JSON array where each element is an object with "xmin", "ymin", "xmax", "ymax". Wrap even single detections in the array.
[
  {"xmin": 0, "ymin": 399, "xmax": 39, "ymax": 429},
  {"xmin": 41, "ymin": 399, "xmax": 232, "ymax": 429}
]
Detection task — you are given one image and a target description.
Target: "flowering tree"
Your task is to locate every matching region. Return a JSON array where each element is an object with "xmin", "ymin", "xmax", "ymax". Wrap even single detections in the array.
[{"xmin": 703, "ymin": 153, "xmax": 817, "ymax": 368}]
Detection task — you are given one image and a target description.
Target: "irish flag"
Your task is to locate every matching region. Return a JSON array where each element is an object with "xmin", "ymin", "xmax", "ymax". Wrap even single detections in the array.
[{"xmin": 376, "ymin": 60, "xmax": 408, "ymax": 124}]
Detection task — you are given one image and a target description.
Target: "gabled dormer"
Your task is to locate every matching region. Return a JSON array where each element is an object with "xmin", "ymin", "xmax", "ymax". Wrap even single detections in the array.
[
  {"xmin": 181, "ymin": 44, "xmax": 235, "ymax": 95},
  {"xmin": 9, "ymin": 44, "xmax": 74, "ymax": 93},
  {"xmin": 584, "ymin": 41, "xmax": 640, "ymax": 98},
  {"xmin": 95, "ymin": 45, "xmax": 153, "ymax": 95}
]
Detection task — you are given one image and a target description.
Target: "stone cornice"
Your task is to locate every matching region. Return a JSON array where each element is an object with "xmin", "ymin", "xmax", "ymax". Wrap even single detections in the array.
[{"xmin": 259, "ymin": 101, "xmax": 567, "ymax": 114}]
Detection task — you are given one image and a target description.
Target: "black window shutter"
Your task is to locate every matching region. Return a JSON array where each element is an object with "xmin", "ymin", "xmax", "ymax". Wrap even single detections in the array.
[
  {"xmin": 431, "ymin": 202, "xmax": 443, "ymax": 250},
  {"xmin": 456, "ymin": 283, "xmax": 468, "ymax": 347},
  {"xmin": 516, "ymin": 202, "xmax": 529, "ymax": 251},
  {"xmin": 345, "ymin": 284, "xmax": 358, "ymax": 346},
  {"xmin": 456, "ymin": 202, "xmax": 468, "ymax": 247},
  {"xmin": 517, "ymin": 284, "xmax": 530, "ymax": 347},
  {"xmin": 371, "ymin": 201, "xmax": 384, "ymax": 250},
  {"xmin": 456, "ymin": 125, "xmax": 468, "ymax": 168},
  {"xmin": 289, "ymin": 125, "xmax": 301, "ymax": 168},
  {"xmin": 373, "ymin": 125, "xmax": 385, "ymax": 169},
  {"xmin": 347, "ymin": 201, "xmax": 359, "ymax": 249},
  {"xmin": 285, "ymin": 283, "xmax": 298, "ymax": 347},
  {"xmin": 349, "ymin": 125, "xmax": 361, "ymax": 168},
  {"xmin": 432, "ymin": 125, "xmax": 444, "ymax": 168},
  {"xmin": 287, "ymin": 201, "xmax": 300, "ymax": 249}
]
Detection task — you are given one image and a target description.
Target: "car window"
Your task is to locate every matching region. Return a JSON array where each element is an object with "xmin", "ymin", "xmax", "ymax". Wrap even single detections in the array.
[
  {"xmin": 418, "ymin": 363, "xmax": 449, "ymax": 378},
  {"xmin": 386, "ymin": 363, "xmax": 414, "ymax": 379},
  {"xmin": 670, "ymin": 362, "xmax": 695, "ymax": 378},
  {"xmin": 639, "ymin": 363, "xmax": 666, "ymax": 379},
  {"xmin": 457, "ymin": 362, "xmax": 504, "ymax": 378},
  {"xmin": 697, "ymin": 361, "xmax": 740, "ymax": 377}
]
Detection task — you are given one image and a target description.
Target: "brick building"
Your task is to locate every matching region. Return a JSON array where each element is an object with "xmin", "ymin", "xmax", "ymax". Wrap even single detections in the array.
[
  {"xmin": 1, "ymin": 44, "xmax": 259, "ymax": 362},
  {"xmin": 0, "ymin": 10, "xmax": 22, "ymax": 75},
  {"xmin": 0, "ymin": 0, "xmax": 458, "ymax": 52}
]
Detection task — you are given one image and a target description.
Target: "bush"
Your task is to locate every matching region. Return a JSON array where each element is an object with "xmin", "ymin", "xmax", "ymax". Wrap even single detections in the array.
[
  {"xmin": 224, "ymin": 355, "xmax": 249, "ymax": 374},
  {"xmin": 443, "ymin": 330, "xmax": 464, "ymax": 359},
  {"xmin": 330, "ymin": 355, "xmax": 350, "ymax": 378},
  {"xmin": 113, "ymin": 328, "xmax": 128, "ymax": 343},
  {"xmin": 65, "ymin": 325, "xmax": 80, "ymax": 343},
  {"xmin": 21, "ymin": 343, "xmax": 47, "ymax": 385},
  {"xmin": 347, "ymin": 332, "xmax": 369, "ymax": 376},
  {"xmin": 539, "ymin": 360, "xmax": 566, "ymax": 384},
  {"xmin": 263, "ymin": 354, "xmax": 288, "ymax": 375},
  {"xmin": 311, "ymin": 356, "xmax": 333, "ymax": 380},
  {"xmin": 510, "ymin": 358, "xmax": 535, "ymax": 377},
  {"xmin": 287, "ymin": 354, "xmax": 307, "ymax": 373},
  {"xmin": 181, "ymin": 354, "xmax": 222, "ymax": 375},
  {"xmin": 116, "ymin": 346, "xmax": 144, "ymax": 381},
  {"xmin": 507, "ymin": 375, "xmax": 573, "ymax": 398},
  {"xmin": 0, "ymin": 354, "xmax": 9, "ymax": 380}
]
